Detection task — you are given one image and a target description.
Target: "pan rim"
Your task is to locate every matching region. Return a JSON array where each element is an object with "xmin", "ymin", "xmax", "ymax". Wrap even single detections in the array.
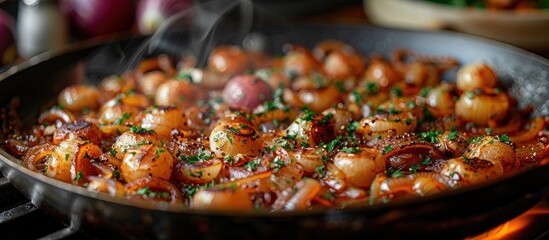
[{"xmin": 0, "ymin": 23, "xmax": 548, "ymax": 218}]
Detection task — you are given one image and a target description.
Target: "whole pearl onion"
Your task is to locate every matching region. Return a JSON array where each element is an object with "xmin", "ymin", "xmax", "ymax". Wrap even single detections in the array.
[
  {"xmin": 464, "ymin": 136, "xmax": 518, "ymax": 172},
  {"xmin": 120, "ymin": 144, "xmax": 174, "ymax": 182},
  {"xmin": 222, "ymin": 75, "xmax": 273, "ymax": 111},
  {"xmin": 363, "ymin": 60, "xmax": 402, "ymax": 88},
  {"xmin": 209, "ymin": 120, "xmax": 263, "ymax": 158},
  {"xmin": 191, "ymin": 188, "xmax": 252, "ymax": 211},
  {"xmin": 140, "ymin": 106, "xmax": 188, "ymax": 139},
  {"xmin": 58, "ymin": 84, "xmax": 100, "ymax": 112},
  {"xmin": 282, "ymin": 48, "xmax": 320, "ymax": 77},
  {"xmin": 138, "ymin": 71, "xmax": 167, "ymax": 98},
  {"xmin": 439, "ymin": 156, "xmax": 503, "ymax": 186},
  {"xmin": 426, "ymin": 83, "xmax": 456, "ymax": 117},
  {"xmin": 356, "ymin": 112, "xmax": 417, "ymax": 141},
  {"xmin": 332, "ymin": 148, "xmax": 385, "ymax": 188},
  {"xmin": 455, "ymin": 92, "xmax": 509, "ymax": 125},
  {"xmin": 155, "ymin": 80, "xmax": 204, "ymax": 108},
  {"xmin": 112, "ymin": 131, "xmax": 161, "ymax": 160},
  {"xmin": 53, "ymin": 120, "xmax": 102, "ymax": 145},
  {"xmin": 208, "ymin": 45, "xmax": 249, "ymax": 76},
  {"xmin": 456, "ymin": 63, "xmax": 497, "ymax": 92},
  {"xmin": 323, "ymin": 49, "xmax": 365, "ymax": 80}
]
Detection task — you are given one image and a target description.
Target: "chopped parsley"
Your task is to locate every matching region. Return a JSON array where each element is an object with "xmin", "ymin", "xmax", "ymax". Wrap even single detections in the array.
[
  {"xmin": 300, "ymin": 107, "xmax": 317, "ymax": 122},
  {"xmin": 382, "ymin": 144, "xmax": 393, "ymax": 155},
  {"xmin": 318, "ymin": 113, "xmax": 334, "ymax": 125},
  {"xmin": 366, "ymin": 82, "xmax": 378, "ymax": 94},
  {"xmin": 341, "ymin": 147, "xmax": 361, "ymax": 154},
  {"xmin": 113, "ymin": 170, "xmax": 120, "ymax": 179},
  {"xmin": 244, "ymin": 160, "xmax": 257, "ymax": 171},
  {"xmin": 114, "ymin": 112, "xmax": 131, "ymax": 125},
  {"xmin": 465, "ymin": 91, "xmax": 475, "ymax": 99},
  {"xmin": 447, "ymin": 130, "xmax": 458, "ymax": 141},
  {"xmin": 315, "ymin": 165, "xmax": 326, "ymax": 176},
  {"xmin": 499, "ymin": 134, "xmax": 512, "ymax": 145},
  {"xmin": 387, "ymin": 168, "xmax": 404, "ymax": 178},
  {"xmin": 420, "ymin": 130, "xmax": 443, "ymax": 143},
  {"xmin": 409, "ymin": 164, "xmax": 419, "ymax": 173},
  {"xmin": 109, "ymin": 149, "xmax": 117, "ymax": 157},
  {"xmin": 136, "ymin": 186, "xmax": 170, "ymax": 200},
  {"xmin": 420, "ymin": 87, "xmax": 430, "ymax": 97},
  {"xmin": 347, "ymin": 121, "xmax": 359, "ymax": 133},
  {"xmin": 179, "ymin": 148, "xmax": 212, "ymax": 163},
  {"xmin": 130, "ymin": 125, "xmax": 155, "ymax": 134},
  {"xmin": 390, "ymin": 87, "xmax": 403, "ymax": 97},
  {"xmin": 324, "ymin": 136, "xmax": 343, "ymax": 152},
  {"xmin": 420, "ymin": 156, "xmax": 432, "ymax": 165},
  {"xmin": 74, "ymin": 171, "xmax": 84, "ymax": 181}
]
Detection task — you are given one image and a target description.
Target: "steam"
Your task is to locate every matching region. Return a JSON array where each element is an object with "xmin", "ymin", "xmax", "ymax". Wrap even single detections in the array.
[
  {"xmin": 132, "ymin": 0, "xmax": 254, "ymax": 69},
  {"xmin": 84, "ymin": 0, "xmax": 291, "ymax": 83}
]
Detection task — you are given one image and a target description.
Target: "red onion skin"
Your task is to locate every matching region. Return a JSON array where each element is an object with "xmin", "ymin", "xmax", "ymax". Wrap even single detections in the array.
[
  {"xmin": 222, "ymin": 75, "xmax": 274, "ymax": 110},
  {"xmin": 61, "ymin": 0, "xmax": 136, "ymax": 38},
  {"xmin": 136, "ymin": 0, "xmax": 194, "ymax": 35},
  {"xmin": 0, "ymin": 10, "xmax": 16, "ymax": 66}
]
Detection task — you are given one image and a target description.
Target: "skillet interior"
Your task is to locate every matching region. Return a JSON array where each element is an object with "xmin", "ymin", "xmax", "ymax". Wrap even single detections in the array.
[{"xmin": 0, "ymin": 24, "xmax": 548, "ymax": 239}]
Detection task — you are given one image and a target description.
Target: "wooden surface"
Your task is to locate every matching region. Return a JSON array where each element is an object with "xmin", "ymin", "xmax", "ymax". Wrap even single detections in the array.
[{"xmin": 297, "ymin": 2, "xmax": 549, "ymax": 58}]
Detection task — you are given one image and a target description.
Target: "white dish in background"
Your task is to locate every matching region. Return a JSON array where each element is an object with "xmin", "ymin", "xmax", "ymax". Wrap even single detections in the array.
[{"xmin": 364, "ymin": 0, "xmax": 549, "ymax": 50}]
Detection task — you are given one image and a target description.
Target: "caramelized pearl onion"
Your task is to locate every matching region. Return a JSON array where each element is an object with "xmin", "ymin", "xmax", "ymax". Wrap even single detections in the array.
[
  {"xmin": 53, "ymin": 120, "xmax": 102, "ymax": 145},
  {"xmin": 455, "ymin": 92, "xmax": 510, "ymax": 125},
  {"xmin": 209, "ymin": 120, "xmax": 263, "ymax": 158},
  {"xmin": 173, "ymin": 158, "xmax": 222, "ymax": 184},
  {"xmin": 140, "ymin": 106, "xmax": 188, "ymax": 139},
  {"xmin": 3, "ymin": 41, "xmax": 548, "ymax": 212},
  {"xmin": 464, "ymin": 136, "xmax": 518, "ymax": 172},
  {"xmin": 332, "ymin": 148, "xmax": 385, "ymax": 188},
  {"xmin": 289, "ymin": 147, "xmax": 327, "ymax": 174},
  {"xmin": 126, "ymin": 176, "xmax": 183, "ymax": 206},
  {"xmin": 120, "ymin": 144, "xmax": 174, "ymax": 182},
  {"xmin": 154, "ymin": 80, "xmax": 204, "ymax": 108},
  {"xmin": 57, "ymin": 84, "xmax": 100, "ymax": 112},
  {"xmin": 439, "ymin": 157, "xmax": 504, "ymax": 187},
  {"xmin": 363, "ymin": 60, "xmax": 402, "ymax": 88},
  {"xmin": 285, "ymin": 112, "xmax": 335, "ymax": 147},
  {"xmin": 370, "ymin": 172, "xmax": 451, "ymax": 204},
  {"xmin": 356, "ymin": 112, "xmax": 417, "ymax": 141},
  {"xmin": 191, "ymin": 187, "xmax": 253, "ymax": 211},
  {"xmin": 456, "ymin": 63, "xmax": 497, "ymax": 92},
  {"xmin": 323, "ymin": 49, "xmax": 365, "ymax": 80}
]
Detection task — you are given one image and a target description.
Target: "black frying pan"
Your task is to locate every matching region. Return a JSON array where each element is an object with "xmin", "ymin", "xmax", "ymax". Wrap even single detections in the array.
[{"xmin": 0, "ymin": 24, "xmax": 548, "ymax": 240}]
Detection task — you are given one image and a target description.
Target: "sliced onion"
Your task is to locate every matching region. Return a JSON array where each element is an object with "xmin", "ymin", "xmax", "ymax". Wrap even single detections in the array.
[
  {"xmin": 191, "ymin": 187, "xmax": 252, "ymax": 211},
  {"xmin": 126, "ymin": 176, "xmax": 183, "ymax": 206},
  {"xmin": 53, "ymin": 120, "xmax": 102, "ymax": 145},
  {"xmin": 172, "ymin": 158, "xmax": 222, "ymax": 184},
  {"xmin": 283, "ymin": 178, "xmax": 321, "ymax": 211},
  {"xmin": 87, "ymin": 176, "xmax": 125, "ymax": 197}
]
